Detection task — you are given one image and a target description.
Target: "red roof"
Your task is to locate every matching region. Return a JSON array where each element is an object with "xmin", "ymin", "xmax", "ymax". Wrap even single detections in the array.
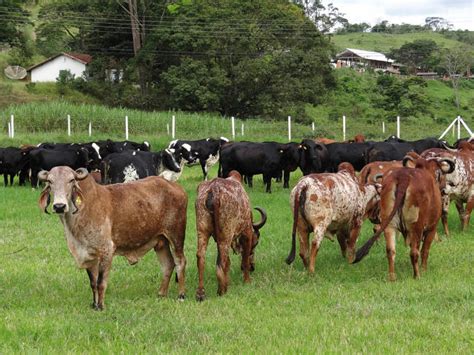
[{"xmin": 27, "ymin": 52, "xmax": 92, "ymax": 71}]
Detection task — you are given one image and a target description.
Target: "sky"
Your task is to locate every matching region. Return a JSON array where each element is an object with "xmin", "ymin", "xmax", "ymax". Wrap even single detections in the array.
[{"xmin": 329, "ymin": 0, "xmax": 474, "ymax": 31}]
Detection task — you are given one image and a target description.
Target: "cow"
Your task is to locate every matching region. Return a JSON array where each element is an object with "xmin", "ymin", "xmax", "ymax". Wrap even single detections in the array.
[
  {"xmin": 168, "ymin": 138, "xmax": 228, "ymax": 180},
  {"xmin": 358, "ymin": 160, "xmax": 403, "ymax": 185},
  {"xmin": 0, "ymin": 147, "xmax": 32, "ymax": 186},
  {"xmin": 38, "ymin": 166, "xmax": 187, "ymax": 310},
  {"xmin": 352, "ymin": 154, "xmax": 455, "ymax": 281},
  {"xmin": 195, "ymin": 171, "xmax": 267, "ymax": 301},
  {"xmin": 29, "ymin": 147, "xmax": 91, "ymax": 188},
  {"xmin": 219, "ymin": 141, "xmax": 301, "ymax": 193},
  {"xmin": 92, "ymin": 139, "xmax": 151, "ymax": 159},
  {"xmin": 421, "ymin": 141, "xmax": 474, "ymax": 235},
  {"xmin": 101, "ymin": 149, "xmax": 181, "ymax": 184},
  {"xmin": 285, "ymin": 162, "xmax": 380, "ymax": 273},
  {"xmin": 38, "ymin": 142, "xmax": 102, "ymax": 171},
  {"xmin": 325, "ymin": 142, "xmax": 374, "ymax": 172},
  {"xmin": 159, "ymin": 143, "xmax": 199, "ymax": 182},
  {"xmin": 298, "ymin": 139, "xmax": 329, "ymax": 175}
]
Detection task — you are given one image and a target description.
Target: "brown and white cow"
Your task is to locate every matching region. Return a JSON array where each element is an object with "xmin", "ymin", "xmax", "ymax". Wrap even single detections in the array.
[
  {"xmin": 286, "ymin": 162, "xmax": 379, "ymax": 273},
  {"xmin": 421, "ymin": 141, "xmax": 474, "ymax": 235},
  {"xmin": 38, "ymin": 166, "xmax": 187, "ymax": 310},
  {"xmin": 353, "ymin": 154, "xmax": 455, "ymax": 281},
  {"xmin": 195, "ymin": 171, "xmax": 267, "ymax": 301}
]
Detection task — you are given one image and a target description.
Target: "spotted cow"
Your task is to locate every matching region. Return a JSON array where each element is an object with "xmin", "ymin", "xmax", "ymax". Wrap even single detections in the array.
[
  {"xmin": 195, "ymin": 171, "xmax": 267, "ymax": 301},
  {"xmin": 286, "ymin": 162, "xmax": 379, "ymax": 273}
]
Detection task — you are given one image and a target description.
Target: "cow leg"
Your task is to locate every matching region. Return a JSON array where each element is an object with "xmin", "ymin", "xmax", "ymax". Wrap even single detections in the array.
[
  {"xmin": 31, "ymin": 169, "xmax": 39, "ymax": 189},
  {"xmin": 248, "ymin": 175, "xmax": 253, "ymax": 188},
  {"xmin": 155, "ymin": 238, "xmax": 175, "ymax": 298},
  {"xmin": 420, "ymin": 228, "xmax": 437, "ymax": 273},
  {"xmin": 455, "ymin": 200, "xmax": 465, "ymax": 229},
  {"xmin": 200, "ymin": 161, "xmax": 208, "ymax": 181},
  {"xmin": 336, "ymin": 230, "xmax": 348, "ymax": 258},
  {"xmin": 216, "ymin": 243, "xmax": 230, "ymax": 296},
  {"xmin": 86, "ymin": 265, "xmax": 99, "ymax": 309},
  {"xmin": 196, "ymin": 232, "xmax": 210, "ymax": 302},
  {"xmin": 384, "ymin": 227, "xmax": 397, "ymax": 281},
  {"xmin": 308, "ymin": 226, "xmax": 325, "ymax": 274},
  {"xmin": 283, "ymin": 170, "xmax": 290, "ymax": 189},
  {"xmin": 440, "ymin": 195, "xmax": 450, "ymax": 237},
  {"xmin": 263, "ymin": 174, "xmax": 272, "ymax": 193},
  {"xmin": 297, "ymin": 222, "xmax": 310, "ymax": 269},
  {"xmin": 462, "ymin": 198, "xmax": 474, "ymax": 231},
  {"xmin": 9, "ymin": 174, "xmax": 14, "ymax": 186},
  {"xmin": 170, "ymin": 247, "xmax": 186, "ymax": 300},
  {"xmin": 96, "ymin": 258, "xmax": 113, "ymax": 311},
  {"xmin": 409, "ymin": 232, "xmax": 421, "ymax": 279},
  {"xmin": 346, "ymin": 221, "xmax": 362, "ymax": 263},
  {"xmin": 3, "ymin": 174, "xmax": 7, "ymax": 186},
  {"xmin": 240, "ymin": 231, "xmax": 253, "ymax": 283}
]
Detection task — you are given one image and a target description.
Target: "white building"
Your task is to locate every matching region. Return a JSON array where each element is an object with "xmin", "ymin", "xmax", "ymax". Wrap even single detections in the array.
[
  {"xmin": 335, "ymin": 48, "xmax": 399, "ymax": 73},
  {"xmin": 27, "ymin": 52, "xmax": 92, "ymax": 82}
]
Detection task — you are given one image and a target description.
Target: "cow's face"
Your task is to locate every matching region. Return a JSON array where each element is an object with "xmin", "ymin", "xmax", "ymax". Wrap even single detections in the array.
[
  {"xmin": 178, "ymin": 144, "xmax": 199, "ymax": 164},
  {"xmin": 162, "ymin": 149, "xmax": 181, "ymax": 172},
  {"xmin": 38, "ymin": 167, "xmax": 89, "ymax": 214}
]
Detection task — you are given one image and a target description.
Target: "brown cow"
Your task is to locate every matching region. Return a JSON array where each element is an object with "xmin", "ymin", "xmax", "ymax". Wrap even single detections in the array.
[
  {"xmin": 195, "ymin": 171, "xmax": 267, "ymax": 301},
  {"xmin": 38, "ymin": 166, "xmax": 187, "ymax": 310},
  {"xmin": 286, "ymin": 163, "xmax": 379, "ymax": 273},
  {"xmin": 353, "ymin": 154, "xmax": 455, "ymax": 281},
  {"xmin": 421, "ymin": 142, "xmax": 474, "ymax": 235},
  {"xmin": 358, "ymin": 160, "xmax": 403, "ymax": 185}
]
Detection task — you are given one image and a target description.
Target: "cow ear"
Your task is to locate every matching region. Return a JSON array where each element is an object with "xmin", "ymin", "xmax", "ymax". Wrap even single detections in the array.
[
  {"xmin": 38, "ymin": 170, "xmax": 49, "ymax": 182},
  {"xmin": 402, "ymin": 155, "xmax": 416, "ymax": 168},
  {"xmin": 75, "ymin": 168, "xmax": 89, "ymax": 180},
  {"xmin": 38, "ymin": 187, "xmax": 51, "ymax": 214}
]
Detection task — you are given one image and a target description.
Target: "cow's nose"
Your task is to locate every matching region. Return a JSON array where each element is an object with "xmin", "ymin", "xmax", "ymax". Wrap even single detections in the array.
[{"xmin": 53, "ymin": 203, "xmax": 66, "ymax": 213}]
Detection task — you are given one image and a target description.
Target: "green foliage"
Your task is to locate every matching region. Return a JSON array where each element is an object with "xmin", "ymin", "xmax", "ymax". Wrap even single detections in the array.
[
  {"xmin": 0, "ymin": 0, "xmax": 31, "ymax": 47},
  {"xmin": 389, "ymin": 39, "xmax": 439, "ymax": 73},
  {"xmin": 56, "ymin": 69, "xmax": 75, "ymax": 95}
]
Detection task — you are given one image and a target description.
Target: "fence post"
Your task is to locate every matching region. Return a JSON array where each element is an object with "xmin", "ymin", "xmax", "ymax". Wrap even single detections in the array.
[
  {"xmin": 8, "ymin": 122, "xmax": 11, "ymax": 138},
  {"xmin": 231, "ymin": 116, "xmax": 235, "ymax": 139},
  {"xmin": 396, "ymin": 116, "xmax": 400, "ymax": 138},
  {"xmin": 166, "ymin": 124, "xmax": 170, "ymax": 135},
  {"xmin": 10, "ymin": 114, "xmax": 14, "ymax": 138},
  {"xmin": 288, "ymin": 116, "xmax": 292, "ymax": 141},
  {"xmin": 457, "ymin": 115, "xmax": 461, "ymax": 139},
  {"xmin": 172, "ymin": 115, "xmax": 176, "ymax": 139},
  {"xmin": 382, "ymin": 121, "xmax": 385, "ymax": 134},
  {"xmin": 125, "ymin": 115, "xmax": 129, "ymax": 140},
  {"xmin": 241, "ymin": 123, "xmax": 244, "ymax": 136},
  {"xmin": 67, "ymin": 114, "xmax": 71, "ymax": 136},
  {"xmin": 342, "ymin": 115, "xmax": 346, "ymax": 141},
  {"xmin": 88, "ymin": 122, "xmax": 92, "ymax": 137},
  {"xmin": 311, "ymin": 122, "xmax": 315, "ymax": 132}
]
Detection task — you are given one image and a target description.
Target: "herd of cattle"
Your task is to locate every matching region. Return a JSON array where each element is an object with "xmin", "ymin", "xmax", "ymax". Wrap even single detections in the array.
[{"xmin": 1, "ymin": 134, "xmax": 473, "ymax": 310}]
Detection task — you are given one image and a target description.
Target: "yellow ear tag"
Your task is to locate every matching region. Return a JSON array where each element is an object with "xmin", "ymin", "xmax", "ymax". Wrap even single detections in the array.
[{"xmin": 76, "ymin": 196, "xmax": 82, "ymax": 205}]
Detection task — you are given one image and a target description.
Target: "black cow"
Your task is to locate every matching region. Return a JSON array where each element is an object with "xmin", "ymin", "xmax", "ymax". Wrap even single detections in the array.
[
  {"xmin": 298, "ymin": 139, "xmax": 329, "ymax": 175},
  {"xmin": 29, "ymin": 148, "xmax": 90, "ymax": 188},
  {"xmin": 168, "ymin": 137, "xmax": 228, "ymax": 180},
  {"xmin": 384, "ymin": 136, "xmax": 447, "ymax": 153},
  {"xmin": 326, "ymin": 142, "xmax": 374, "ymax": 172},
  {"xmin": 219, "ymin": 141, "xmax": 301, "ymax": 193},
  {"xmin": 94, "ymin": 139, "xmax": 151, "ymax": 158},
  {"xmin": 0, "ymin": 147, "xmax": 31, "ymax": 186},
  {"xmin": 38, "ymin": 142, "xmax": 102, "ymax": 170},
  {"xmin": 101, "ymin": 149, "xmax": 181, "ymax": 184}
]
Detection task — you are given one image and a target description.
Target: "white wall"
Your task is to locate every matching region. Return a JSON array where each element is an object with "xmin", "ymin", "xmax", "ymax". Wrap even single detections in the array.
[{"xmin": 30, "ymin": 55, "xmax": 87, "ymax": 82}]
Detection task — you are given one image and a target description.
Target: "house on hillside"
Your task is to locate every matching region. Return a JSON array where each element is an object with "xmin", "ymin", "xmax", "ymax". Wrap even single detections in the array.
[
  {"xmin": 27, "ymin": 52, "xmax": 92, "ymax": 82},
  {"xmin": 335, "ymin": 48, "xmax": 400, "ymax": 74}
]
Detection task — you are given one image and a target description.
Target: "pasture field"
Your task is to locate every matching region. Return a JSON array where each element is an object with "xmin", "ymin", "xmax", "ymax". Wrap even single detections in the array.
[{"xmin": 0, "ymin": 159, "xmax": 473, "ymax": 352}]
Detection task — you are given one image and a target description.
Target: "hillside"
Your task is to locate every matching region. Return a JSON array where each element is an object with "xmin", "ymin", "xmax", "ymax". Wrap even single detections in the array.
[{"xmin": 332, "ymin": 31, "xmax": 473, "ymax": 53}]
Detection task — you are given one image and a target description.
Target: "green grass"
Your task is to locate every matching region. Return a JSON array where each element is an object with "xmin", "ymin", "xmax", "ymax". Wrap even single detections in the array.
[
  {"xmin": 332, "ymin": 31, "xmax": 474, "ymax": 53},
  {"xmin": 0, "ymin": 161, "xmax": 473, "ymax": 352}
]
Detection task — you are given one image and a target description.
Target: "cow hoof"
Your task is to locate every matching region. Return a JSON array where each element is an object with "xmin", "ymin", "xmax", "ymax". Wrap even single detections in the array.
[
  {"xmin": 93, "ymin": 304, "xmax": 104, "ymax": 311},
  {"xmin": 196, "ymin": 293, "xmax": 206, "ymax": 302},
  {"xmin": 388, "ymin": 273, "xmax": 397, "ymax": 282},
  {"xmin": 177, "ymin": 294, "xmax": 186, "ymax": 302}
]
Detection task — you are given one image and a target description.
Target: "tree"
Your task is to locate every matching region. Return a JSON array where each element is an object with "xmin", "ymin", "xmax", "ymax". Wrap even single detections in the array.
[
  {"xmin": 292, "ymin": 0, "xmax": 347, "ymax": 33},
  {"xmin": 425, "ymin": 17, "xmax": 453, "ymax": 31},
  {"xmin": 336, "ymin": 22, "xmax": 370, "ymax": 34},
  {"xmin": 389, "ymin": 40, "xmax": 439, "ymax": 73},
  {"xmin": 441, "ymin": 47, "xmax": 473, "ymax": 110},
  {"xmin": 0, "ymin": 0, "xmax": 30, "ymax": 47}
]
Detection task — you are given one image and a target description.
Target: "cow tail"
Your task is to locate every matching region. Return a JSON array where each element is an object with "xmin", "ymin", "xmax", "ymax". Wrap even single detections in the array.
[
  {"xmin": 353, "ymin": 177, "xmax": 409, "ymax": 264},
  {"xmin": 205, "ymin": 189, "xmax": 222, "ymax": 264},
  {"xmin": 286, "ymin": 185, "xmax": 308, "ymax": 265}
]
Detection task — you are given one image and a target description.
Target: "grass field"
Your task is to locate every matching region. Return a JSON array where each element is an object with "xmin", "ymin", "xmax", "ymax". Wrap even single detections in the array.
[{"xmin": 0, "ymin": 153, "xmax": 473, "ymax": 352}]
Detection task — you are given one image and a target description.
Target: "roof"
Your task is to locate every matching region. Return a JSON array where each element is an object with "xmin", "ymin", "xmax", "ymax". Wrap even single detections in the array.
[
  {"xmin": 27, "ymin": 52, "xmax": 92, "ymax": 72},
  {"xmin": 336, "ymin": 48, "xmax": 394, "ymax": 63}
]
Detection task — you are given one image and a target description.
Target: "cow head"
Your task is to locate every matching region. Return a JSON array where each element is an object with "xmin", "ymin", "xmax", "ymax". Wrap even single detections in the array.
[
  {"xmin": 161, "ymin": 149, "xmax": 181, "ymax": 173},
  {"xmin": 177, "ymin": 144, "xmax": 199, "ymax": 164},
  {"xmin": 298, "ymin": 139, "xmax": 328, "ymax": 175},
  {"xmin": 38, "ymin": 167, "xmax": 89, "ymax": 214}
]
